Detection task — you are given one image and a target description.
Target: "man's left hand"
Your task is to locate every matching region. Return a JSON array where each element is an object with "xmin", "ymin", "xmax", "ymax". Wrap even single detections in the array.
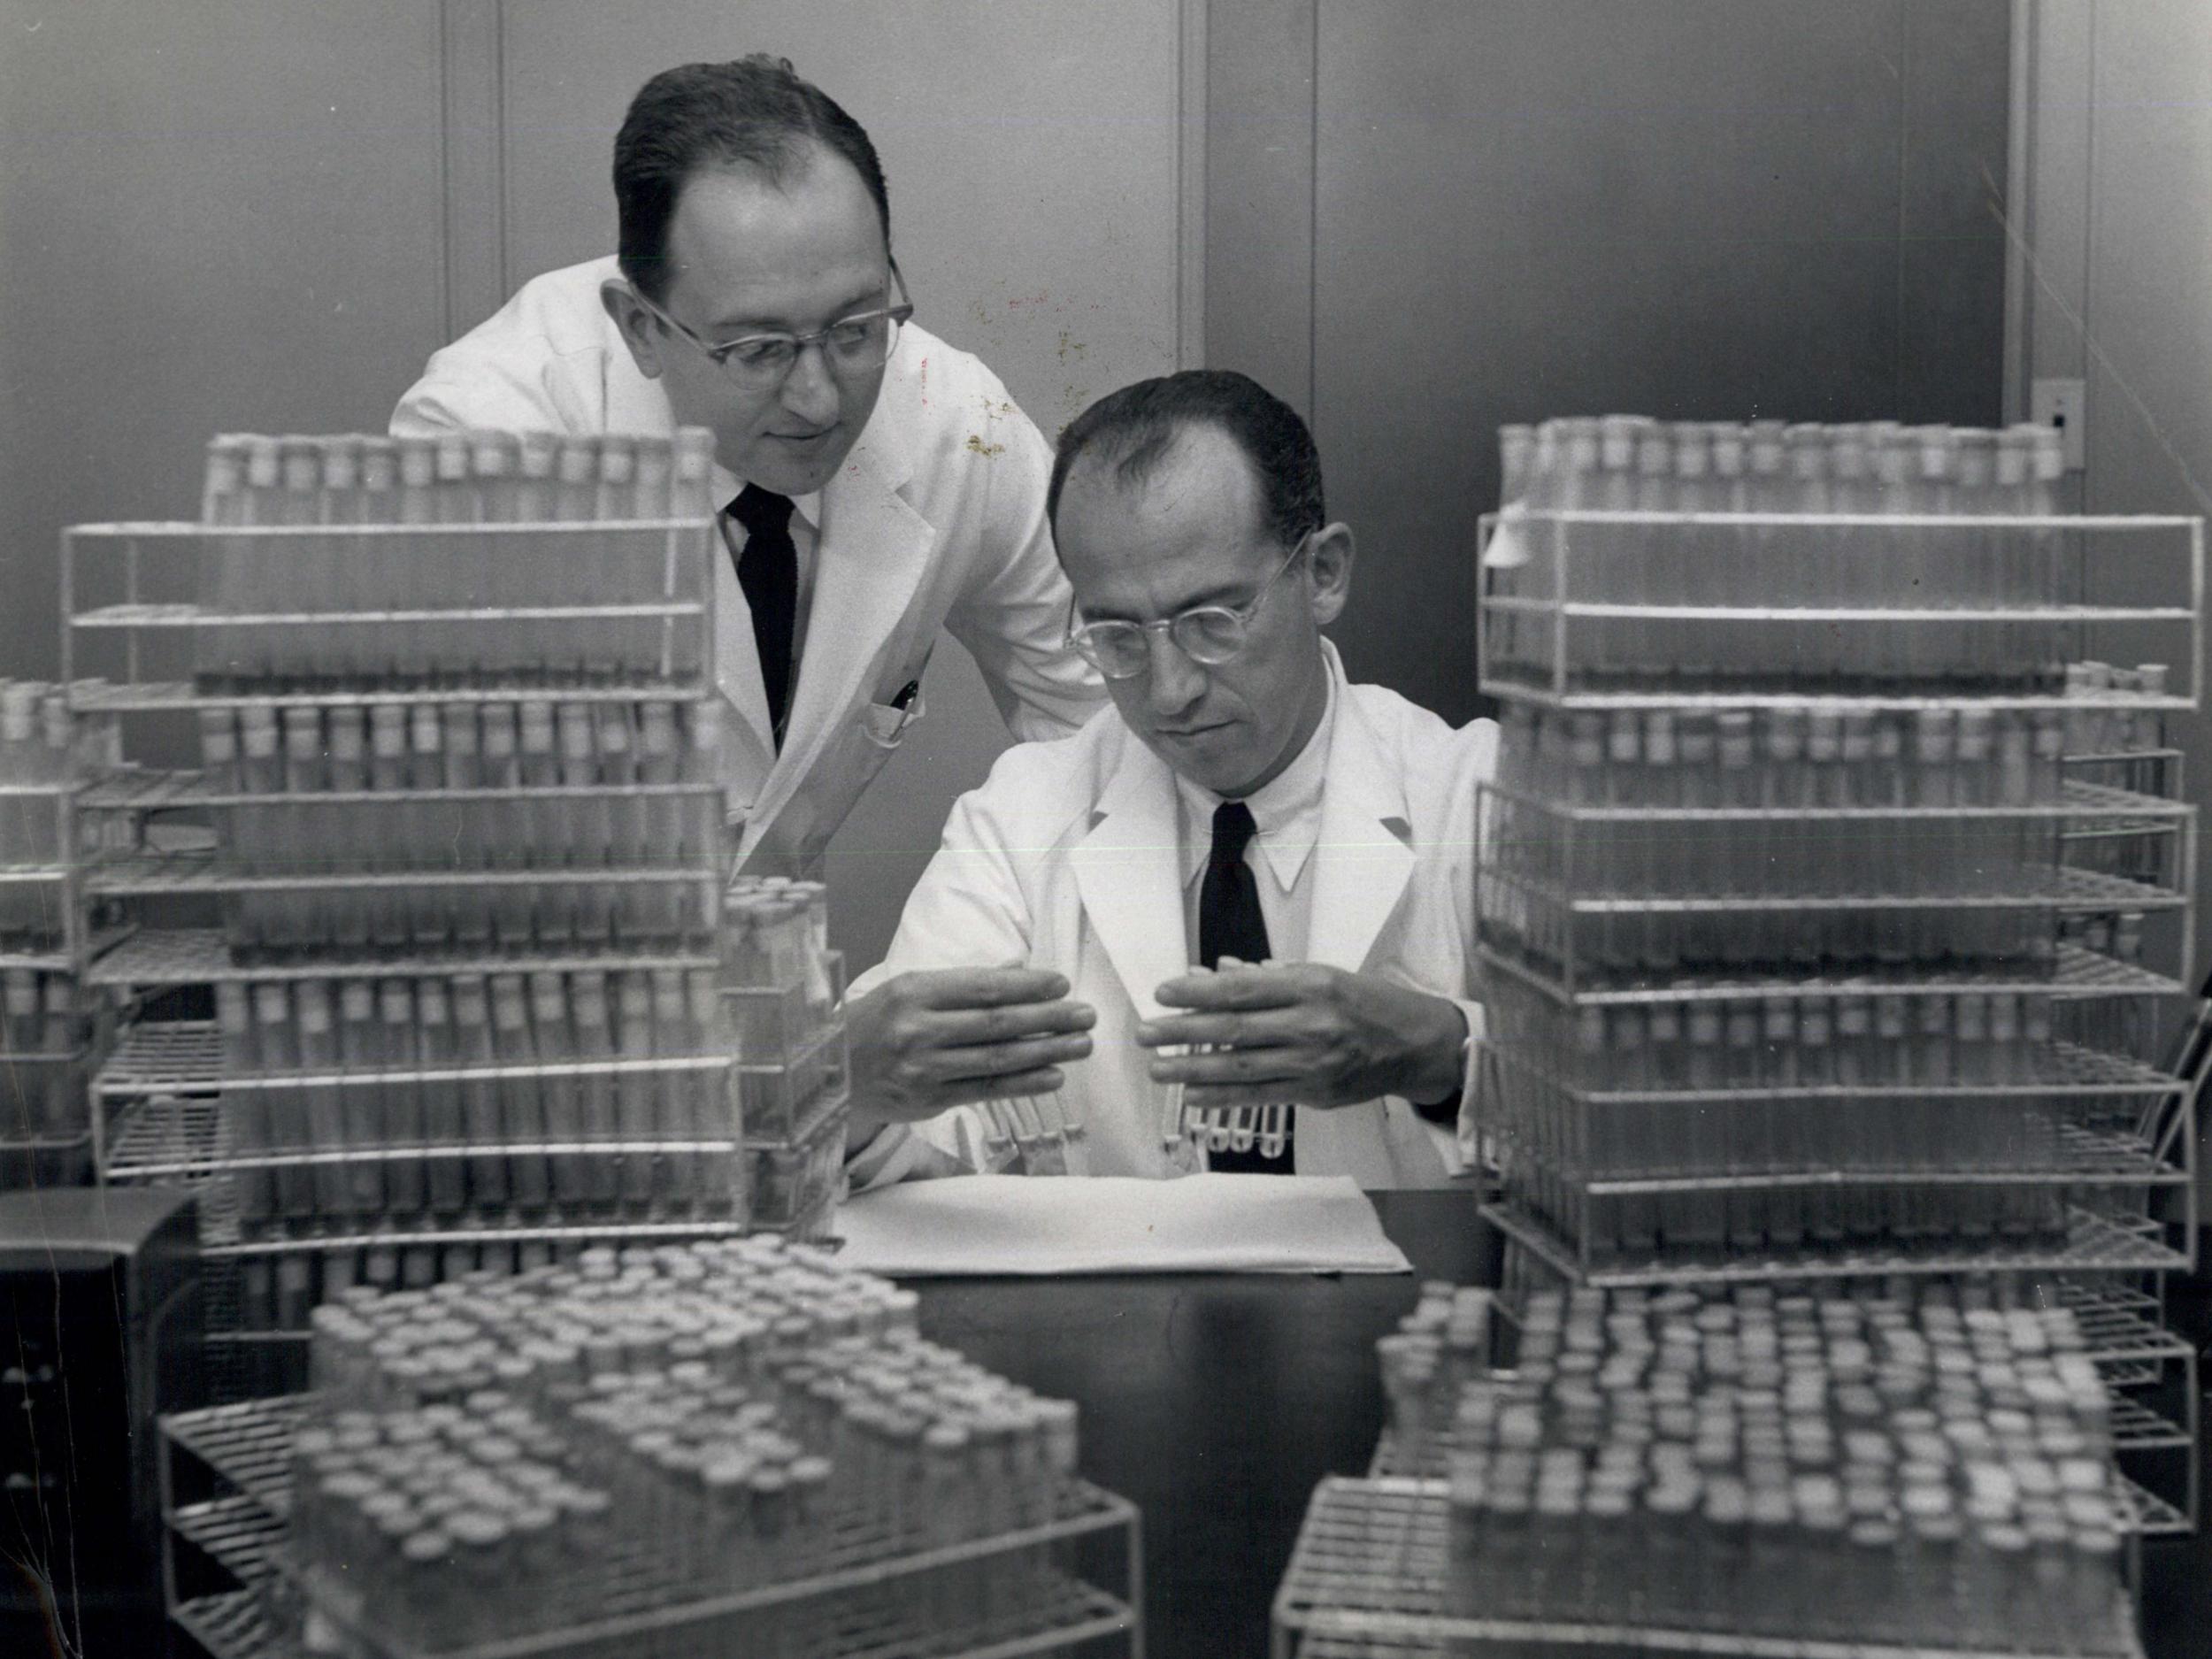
[{"xmin": 1133, "ymin": 959, "xmax": 1467, "ymax": 1110}]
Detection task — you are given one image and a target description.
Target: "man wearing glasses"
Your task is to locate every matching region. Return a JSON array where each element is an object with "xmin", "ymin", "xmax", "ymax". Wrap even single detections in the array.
[
  {"xmin": 845, "ymin": 371, "xmax": 1495, "ymax": 1187},
  {"xmin": 392, "ymin": 56, "xmax": 1105, "ymax": 882}
]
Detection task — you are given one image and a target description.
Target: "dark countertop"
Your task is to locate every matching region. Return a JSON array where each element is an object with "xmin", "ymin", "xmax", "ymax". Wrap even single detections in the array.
[{"xmin": 909, "ymin": 1187, "xmax": 1496, "ymax": 1659}]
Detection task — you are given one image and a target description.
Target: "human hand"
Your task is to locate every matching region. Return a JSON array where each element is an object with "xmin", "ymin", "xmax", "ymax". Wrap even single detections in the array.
[
  {"xmin": 847, "ymin": 967, "xmax": 1095, "ymax": 1138},
  {"xmin": 1133, "ymin": 957, "xmax": 1466, "ymax": 1110}
]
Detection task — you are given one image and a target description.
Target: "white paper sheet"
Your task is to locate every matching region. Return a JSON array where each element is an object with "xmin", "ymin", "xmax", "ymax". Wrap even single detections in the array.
[{"xmin": 832, "ymin": 1173, "xmax": 1415, "ymax": 1277}]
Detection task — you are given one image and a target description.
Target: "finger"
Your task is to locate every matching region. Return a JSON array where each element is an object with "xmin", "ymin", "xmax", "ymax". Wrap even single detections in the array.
[
  {"xmin": 932, "ymin": 1068, "xmax": 1069, "ymax": 1109},
  {"xmin": 922, "ymin": 999, "xmax": 1098, "ymax": 1046},
  {"xmin": 1155, "ymin": 967, "xmax": 1310, "ymax": 1011},
  {"xmin": 1134, "ymin": 1010, "xmax": 1308, "ymax": 1049},
  {"xmin": 1146, "ymin": 1047, "xmax": 1309, "ymax": 1087},
  {"xmin": 916, "ymin": 1033, "xmax": 1094, "ymax": 1084},
  {"xmin": 1179, "ymin": 1081, "xmax": 1307, "ymax": 1110},
  {"xmin": 903, "ymin": 966, "xmax": 1072, "ymax": 1010}
]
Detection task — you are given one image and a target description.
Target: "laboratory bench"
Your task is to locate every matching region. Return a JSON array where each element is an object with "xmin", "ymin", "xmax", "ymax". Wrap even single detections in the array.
[{"xmin": 910, "ymin": 1191, "xmax": 2212, "ymax": 1659}]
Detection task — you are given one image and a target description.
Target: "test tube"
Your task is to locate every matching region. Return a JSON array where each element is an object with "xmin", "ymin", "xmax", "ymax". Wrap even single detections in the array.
[
  {"xmin": 492, "ymin": 973, "xmax": 550, "ymax": 1215},
  {"xmin": 611, "ymin": 973, "xmax": 657, "ymax": 1213},
  {"xmin": 557, "ymin": 703, "xmax": 615, "ymax": 948},
  {"xmin": 451, "ymin": 974, "xmax": 509, "ymax": 1214},
  {"xmin": 652, "ymin": 969, "xmax": 700, "ymax": 1210},
  {"xmin": 254, "ymin": 981, "xmax": 315, "ymax": 1226},
  {"xmin": 569, "ymin": 969, "xmax": 619, "ymax": 1186},
  {"xmin": 530, "ymin": 971, "xmax": 592, "ymax": 1213},
  {"xmin": 337, "ymin": 979, "xmax": 388, "ymax": 1219},
  {"xmin": 418, "ymin": 978, "xmax": 467, "ymax": 1219},
  {"xmin": 218, "ymin": 982, "xmax": 275, "ymax": 1230},
  {"xmin": 199, "ymin": 438, "xmax": 249, "ymax": 689},
  {"xmin": 296, "ymin": 979, "xmax": 351, "ymax": 1220},
  {"xmin": 380, "ymin": 979, "xmax": 427, "ymax": 1217},
  {"xmin": 519, "ymin": 703, "xmax": 572, "ymax": 948},
  {"xmin": 689, "ymin": 968, "xmax": 740, "ymax": 1212}
]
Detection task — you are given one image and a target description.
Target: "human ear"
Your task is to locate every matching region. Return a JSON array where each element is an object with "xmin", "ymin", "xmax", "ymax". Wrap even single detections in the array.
[
  {"xmin": 1305, "ymin": 523, "xmax": 1356, "ymax": 626},
  {"xmin": 600, "ymin": 280, "xmax": 666, "ymax": 381}
]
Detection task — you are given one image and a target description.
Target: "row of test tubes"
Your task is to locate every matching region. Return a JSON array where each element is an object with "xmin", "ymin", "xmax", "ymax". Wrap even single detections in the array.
[
  {"xmin": 1486, "ymin": 417, "xmax": 2076, "ymax": 694},
  {"xmin": 1499, "ymin": 703, "xmax": 2078, "ymax": 811},
  {"xmin": 213, "ymin": 966, "xmax": 735, "ymax": 1240},
  {"xmin": 1432, "ymin": 1285, "xmax": 2128, "ymax": 1655},
  {"xmin": 308, "ymin": 1239, "xmax": 919, "ymax": 1412},
  {"xmin": 197, "ymin": 429, "xmax": 716, "ymax": 691},
  {"xmin": 1489, "ymin": 979, "xmax": 2085, "ymax": 1094},
  {"xmin": 288, "ymin": 1396, "xmax": 613, "ymax": 1657},
  {"xmin": 296, "ymin": 1240, "xmax": 1082, "ymax": 1655},
  {"xmin": 1161, "ymin": 962, "xmax": 1290, "ymax": 1165},
  {"xmin": 197, "ymin": 698, "xmax": 723, "ymax": 962}
]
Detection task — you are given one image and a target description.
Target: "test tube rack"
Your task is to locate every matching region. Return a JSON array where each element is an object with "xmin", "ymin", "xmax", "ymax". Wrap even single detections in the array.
[
  {"xmin": 1466, "ymin": 454, "xmax": 2207, "ymax": 1542},
  {"xmin": 153, "ymin": 1240, "xmax": 1146, "ymax": 1659},
  {"xmin": 54, "ymin": 431, "xmax": 844, "ymax": 1394},
  {"xmin": 1274, "ymin": 1283, "xmax": 2149, "ymax": 1659},
  {"xmin": 158, "ymin": 1400, "xmax": 1142, "ymax": 1659},
  {"xmin": 723, "ymin": 876, "xmax": 852, "ymax": 1240}
]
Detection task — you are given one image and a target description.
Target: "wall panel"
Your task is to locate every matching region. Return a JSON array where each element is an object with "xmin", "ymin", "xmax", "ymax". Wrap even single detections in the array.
[
  {"xmin": 1205, "ymin": 0, "xmax": 2013, "ymax": 726},
  {"xmin": 0, "ymin": 0, "xmax": 448, "ymax": 682}
]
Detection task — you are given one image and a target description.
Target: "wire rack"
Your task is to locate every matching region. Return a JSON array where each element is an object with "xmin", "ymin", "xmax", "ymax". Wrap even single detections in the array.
[
  {"xmin": 1478, "ymin": 941, "xmax": 2189, "ymax": 1005},
  {"xmin": 1485, "ymin": 1038, "xmax": 2185, "ymax": 1102},
  {"xmin": 66, "ymin": 678, "xmax": 717, "ymax": 712},
  {"xmin": 1271, "ymin": 1476, "xmax": 2143, "ymax": 1659},
  {"xmin": 1472, "ymin": 508, "xmax": 2202, "ymax": 711},
  {"xmin": 1479, "ymin": 865, "xmax": 2192, "ymax": 918},
  {"xmin": 85, "ymin": 927, "xmax": 718, "ymax": 986},
  {"xmin": 1478, "ymin": 777, "xmax": 2193, "ymax": 825},
  {"xmin": 173, "ymin": 1587, "xmax": 298, "ymax": 1659},
  {"xmin": 1480, "ymin": 1197, "xmax": 2193, "ymax": 1287},
  {"xmin": 82, "ymin": 852, "xmax": 719, "ymax": 897},
  {"xmin": 1558, "ymin": 1123, "xmax": 2190, "ymax": 1193},
  {"xmin": 158, "ymin": 1395, "xmax": 1143, "ymax": 1659}
]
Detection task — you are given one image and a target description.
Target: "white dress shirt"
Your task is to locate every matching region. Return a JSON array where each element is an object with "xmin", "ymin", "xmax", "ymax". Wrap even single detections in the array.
[{"xmin": 1171, "ymin": 668, "xmax": 1338, "ymax": 967}]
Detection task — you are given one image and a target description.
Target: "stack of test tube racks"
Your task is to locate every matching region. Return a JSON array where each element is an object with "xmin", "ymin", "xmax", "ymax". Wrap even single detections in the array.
[
  {"xmin": 153, "ymin": 1237, "xmax": 1142, "ymax": 1659},
  {"xmin": 722, "ymin": 875, "xmax": 849, "ymax": 1237},
  {"xmin": 1271, "ymin": 1281, "xmax": 2144, "ymax": 1659},
  {"xmin": 0, "ymin": 681, "xmax": 124, "ymax": 1188},
  {"xmin": 58, "ymin": 429, "xmax": 780, "ymax": 1395},
  {"xmin": 1460, "ymin": 417, "xmax": 2201, "ymax": 1533}
]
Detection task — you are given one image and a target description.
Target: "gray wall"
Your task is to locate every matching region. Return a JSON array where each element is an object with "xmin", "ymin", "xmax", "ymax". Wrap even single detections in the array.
[{"xmin": 1206, "ymin": 0, "xmax": 2014, "ymax": 726}]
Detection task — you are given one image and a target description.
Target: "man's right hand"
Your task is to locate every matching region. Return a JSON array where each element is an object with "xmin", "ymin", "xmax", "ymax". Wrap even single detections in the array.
[{"xmin": 847, "ymin": 968, "xmax": 1096, "ymax": 1138}]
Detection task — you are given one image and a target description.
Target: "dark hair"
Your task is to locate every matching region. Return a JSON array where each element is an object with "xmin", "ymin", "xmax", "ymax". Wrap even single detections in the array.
[
  {"xmin": 1047, "ymin": 371, "xmax": 1325, "ymax": 549},
  {"xmin": 614, "ymin": 56, "xmax": 890, "ymax": 301}
]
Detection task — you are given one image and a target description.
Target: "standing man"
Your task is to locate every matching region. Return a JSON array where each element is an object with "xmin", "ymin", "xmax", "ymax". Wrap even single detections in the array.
[
  {"xmin": 393, "ymin": 56, "xmax": 1105, "ymax": 879},
  {"xmin": 846, "ymin": 371, "xmax": 1495, "ymax": 1188}
]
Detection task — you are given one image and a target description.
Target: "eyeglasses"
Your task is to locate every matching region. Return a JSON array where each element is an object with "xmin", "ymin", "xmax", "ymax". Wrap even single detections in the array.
[
  {"xmin": 1064, "ymin": 537, "xmax": 1312, "ymax": 680},
  {"xmin": 631, "ymin": 266, "xmax": 914, "ymax": 390}
]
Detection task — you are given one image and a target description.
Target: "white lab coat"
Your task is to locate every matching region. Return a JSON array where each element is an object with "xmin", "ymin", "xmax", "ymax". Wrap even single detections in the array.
[
  {"xmin": 851, "ymin": 644, "xmax": 1498, "ymax": 1189},
  {"xmin": 392, "ymin": 257, "xmax": 1106, "ymax": 876}
]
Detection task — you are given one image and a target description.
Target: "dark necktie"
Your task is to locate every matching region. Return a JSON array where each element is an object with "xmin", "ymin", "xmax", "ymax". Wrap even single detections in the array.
[
  {"xmin": 729, "ymin": 486, "xmax": 798, "ymax": 750},
  {"xmin": 1198, "ymin": 801, "xmax": 1292, "ymax": 1171}
]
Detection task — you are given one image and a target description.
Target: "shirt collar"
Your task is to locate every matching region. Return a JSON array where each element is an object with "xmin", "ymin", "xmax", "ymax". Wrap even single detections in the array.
[
  {"xmin": 1175, "ymin": 664, "xmax": 1338, "ymax": 895},
  {"xmin": 714, "ymin": 460, "xmax": 821, "ymax": 534}
]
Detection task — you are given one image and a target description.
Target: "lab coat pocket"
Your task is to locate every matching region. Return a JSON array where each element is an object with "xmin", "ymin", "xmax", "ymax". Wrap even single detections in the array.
[{"xmin": 860, "ymin": 682, "xmax": 928, "ymax": 749}]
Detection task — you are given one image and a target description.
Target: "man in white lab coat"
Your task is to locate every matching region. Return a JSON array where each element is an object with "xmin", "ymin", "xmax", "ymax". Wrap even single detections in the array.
[
  {"xmin": 846, "ymin": 371, "xmax": 1496, "ymax": 1187},
  {"xmin": 391, "ymin": 57, "xmax": 1103, "ymax": 879}
]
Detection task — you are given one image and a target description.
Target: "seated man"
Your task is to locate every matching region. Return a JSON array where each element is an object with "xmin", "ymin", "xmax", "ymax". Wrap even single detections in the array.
[{"xmin": 845, "ymin": 370, "xmax": 1495, "ymax": 1187}]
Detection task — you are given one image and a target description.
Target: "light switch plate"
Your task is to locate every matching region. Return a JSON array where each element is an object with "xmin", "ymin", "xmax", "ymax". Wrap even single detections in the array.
[{"xmin": 2031, "ymin": 377, "xmax": 2086, "ymax": 471}]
